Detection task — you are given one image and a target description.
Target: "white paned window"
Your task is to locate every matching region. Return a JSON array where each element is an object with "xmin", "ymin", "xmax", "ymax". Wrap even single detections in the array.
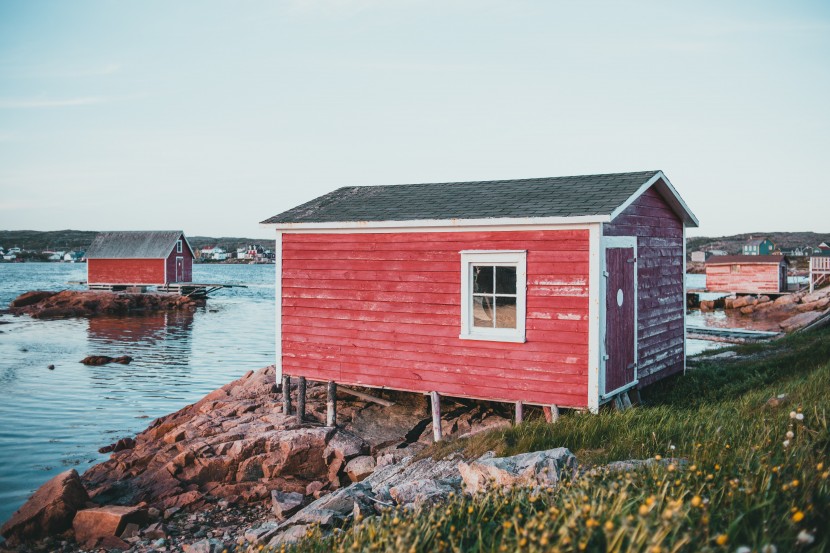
[
  {"xmin": 177, "ymin": 240, "xmax": 183, "ymax": 253},
  {"xmin": 460, "ymin": 250, "xmax": 527, "ymax": 343}
]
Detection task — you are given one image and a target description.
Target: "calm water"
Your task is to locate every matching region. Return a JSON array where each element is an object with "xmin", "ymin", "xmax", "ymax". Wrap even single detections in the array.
[{"xmin": 0, "ymin": 263, "xmax": 275, "ymax": 522}]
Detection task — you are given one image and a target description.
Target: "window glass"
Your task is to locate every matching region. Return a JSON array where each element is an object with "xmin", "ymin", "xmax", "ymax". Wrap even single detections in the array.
[
  {"xmin": 496, "ymin": 266, "xmax": 516, "ymax": 294},
  {"xmin": 472, "ymin": 296, "xmax": 493, "ymax": 328},
  {"xmin": 460, "ymin": 251, "xmax": 526, "ymax": 342},
  {"xmin": 473, "ymin": 266, "xmax": 494, "ymax": 293},
  {"xmin": 495, "ymin": 296, "xmax": 517, "ymax": 328}
]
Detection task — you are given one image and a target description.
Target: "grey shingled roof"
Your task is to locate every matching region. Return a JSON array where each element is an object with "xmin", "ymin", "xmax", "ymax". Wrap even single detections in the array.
[
  {"xmin": 261, "ymin": 171, "xmax": 662, "ymax": 224},
  {"xmin": 85, "ymin": 231, "xmax": 187, "ymax": 259},
  {"xmin": 706, "ymin": 255, "xmax": 788, "ymax": 265}
]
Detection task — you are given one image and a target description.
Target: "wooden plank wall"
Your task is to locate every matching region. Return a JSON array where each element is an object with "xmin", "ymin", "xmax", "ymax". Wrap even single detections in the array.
[
  {"xmin": 706, "ymin": 264, "xmax": 782, "ymax": 293},
  {"xmin": 165, "ymin": 237, "xmax": 194, "ymax": 283},
  {"xmin": 88, "ymin": 259, "xmax": 166, "ymax": 285},
  {"xmin": 281, "ymin": 230, "xmax": 591, "ymax": 408},
  {"xmin": 603, "ymin": 185, "xmax": 685, "ymax": 386}
]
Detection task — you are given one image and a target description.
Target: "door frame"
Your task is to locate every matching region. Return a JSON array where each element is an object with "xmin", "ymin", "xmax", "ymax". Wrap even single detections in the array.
[
  {"xmin": 176, "ymin": 256, "xmax": 184, "ymax": 282},
  {"xmin": 600, "ymin": 235, "xmax": 638, "ymax": 399}
]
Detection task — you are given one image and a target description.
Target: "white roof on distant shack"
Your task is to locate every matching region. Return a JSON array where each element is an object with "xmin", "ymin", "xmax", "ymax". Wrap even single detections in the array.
[{"xmin": 85, "ymin": 231, "xmax": 193, "ymax": 259}]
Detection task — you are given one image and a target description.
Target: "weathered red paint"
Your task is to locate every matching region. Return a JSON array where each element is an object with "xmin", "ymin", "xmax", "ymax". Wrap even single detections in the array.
[
  {"xmin": 603, "ymin": 185, "xmax": 685, "ymax": 386},
  {"xmin": 282, "ymin": 230, "xmax": 591, "ymax": 408},
  {"xmin": 706, "ymin": 262, "xmax": 786, "ymax": 294},
  {"xmin": 604, "ymin": 246, "xmax": 636, "ymax": 394},
  {"xmin": 88, "ymin": 234, "xmax": 193, "ymax": 285},
  {"xmin": 88, "ymin": 258, "xmax": 167, "ymax": 285}
]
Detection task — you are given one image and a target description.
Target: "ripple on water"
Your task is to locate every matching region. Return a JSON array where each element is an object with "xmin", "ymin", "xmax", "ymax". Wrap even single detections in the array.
[{"xmin": 0, "ymin": 263, "xmax": 275, "ymax": 522}]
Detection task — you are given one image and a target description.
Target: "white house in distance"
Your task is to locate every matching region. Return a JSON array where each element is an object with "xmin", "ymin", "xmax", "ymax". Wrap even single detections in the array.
[{"xmin": 200, "ymin": 246, "xmax": 228, "ymax": 261}]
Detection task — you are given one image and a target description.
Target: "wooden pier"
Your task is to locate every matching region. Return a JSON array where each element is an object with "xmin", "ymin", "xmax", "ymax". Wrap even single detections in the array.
[
  {"xmin": 69, "ymin": 281, "xmax": 246, "ymax": 298},
  {"xmin": 687, "ymin": 325, "xmax": 781, "ymax": 343},
  {"xmin": 809, "ymin": 257, "xmax": 830, "ymax": 293}
]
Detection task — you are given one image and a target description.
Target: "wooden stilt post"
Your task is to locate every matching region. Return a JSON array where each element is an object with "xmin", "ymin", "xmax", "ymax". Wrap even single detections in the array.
[
  {"xmin": 297, "ymin": 376, "xmax": 306, "ymax": 423},
  {"xmin": 281, "ymin": 375, "xmax": 291, "ymax": 415},
  {"xmin": 515, "ymin": 401, "xmax": 523, "ymax": 425},
  {"xmin": 621, "ymin": 391, "xmax": 632, "ymax": 410},
  {"xmin": 631, "ymin": 388, "xmax": 642, "ymax": 405},
  {"xmin": 326, "ymin": 381, "xmax": 337, "ymax": 427},
  {"xmin": 430, "ymin": 391, "xmax": 442, "ymax": 442},
  {"xmin": 543, "ymin": 405, "xmax": 560, "ymax": 423}
]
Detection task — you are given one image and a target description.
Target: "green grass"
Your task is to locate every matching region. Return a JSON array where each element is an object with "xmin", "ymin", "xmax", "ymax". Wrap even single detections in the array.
[{"xmin": 283, "ymin": 327, "xmax": 830, "ymax": 552}]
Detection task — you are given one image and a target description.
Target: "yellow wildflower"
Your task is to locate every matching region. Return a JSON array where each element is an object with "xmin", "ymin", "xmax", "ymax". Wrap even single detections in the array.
[
  {"xmin": 792, "ymin": 511, "xmax": 805, "ymax": 523},
  {"xmin": 691, "ymin": 496, "xmax": 702, "ymax": 507},
  {"xmin": 715, "ymin": 534, "xmax": 728, "ymax": 546}
]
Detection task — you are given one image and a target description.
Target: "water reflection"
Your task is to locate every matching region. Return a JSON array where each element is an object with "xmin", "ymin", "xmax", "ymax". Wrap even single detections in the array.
[{"xmin": 0, "ymin": 264, "xmax": 275, "ymax": 523}]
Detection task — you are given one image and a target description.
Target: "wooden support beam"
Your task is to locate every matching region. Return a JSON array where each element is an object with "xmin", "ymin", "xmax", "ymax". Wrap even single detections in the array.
[
  {"xmin": 281, "ymin": 375, "xmax": 291, "ymax": 416},
  {"xmin": 430, "ymin": 391, "xmax": 442, "ymax": 442},
  {"xmin": 630, "ymin": 388, "xmax": 642, "ymax": 405},
  {"xmin": 515, "ymin": 401, "xmax": 523, "ymax": 425},
  {"xmin": 543, "ymin": 405, "xmax": 560, "ymax": 423},
  {"xmin": 339, "ymin": 386, "xmax": 395, "ymax": 407},
  {"xmin": 326, "ymin": 381, "xmax": 337, "ymax": 427},
  {"xmin": 297, "ymin": 376, "xmax": 306, "ymax": 423},
  {"xmin": 621, "ymin": 391, "xmax": 632, "ymax": 410}
]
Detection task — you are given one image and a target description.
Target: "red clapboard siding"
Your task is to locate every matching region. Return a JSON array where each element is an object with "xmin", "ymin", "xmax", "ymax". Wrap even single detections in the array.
[
  {"xmin": 88, "ymin": 258, "xmax": 166, "ymax": 285},
  {"xmin": 705, "ymin": 264, "xmax": 783, "ymax": 293},
  {"xmin": 604, "ymin": 184, "xmax": 685, "ymax": 386},
  {"xmin": 281, "ymin": 230, "xmax": 591, "ymax": 408}
]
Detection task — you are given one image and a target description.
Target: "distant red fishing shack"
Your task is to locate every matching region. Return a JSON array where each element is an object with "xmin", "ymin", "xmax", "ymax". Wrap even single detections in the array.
[
  {"xmin": 705, "ymin": 255, "xmax": 789, "ymax": 294},
  {"xmin": 85, "ymin": 231, "xmax": 194, "ymax": 287},
  {"xmin": 262, "ymin": 171, "xmax": 698, "ymax": 423}
]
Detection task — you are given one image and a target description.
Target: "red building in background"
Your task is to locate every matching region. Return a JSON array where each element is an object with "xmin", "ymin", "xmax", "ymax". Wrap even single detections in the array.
[
  {"xmin": 86, "ymin": 231, "xmax": 194, "ymax": 286},
  {"xmin": 262, "ymin": 170, "xmax": 698, "ymax": 413},
  {"xmin": 705, "ymin": 255, "xmax": 789, "ymax": 294}
]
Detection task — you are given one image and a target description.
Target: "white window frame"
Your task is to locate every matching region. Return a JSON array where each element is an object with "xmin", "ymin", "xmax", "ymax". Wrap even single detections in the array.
[
  {"xmin": 177, "ymin": 240, "xmax": 183, "ymax": 254},
  {"xmin": 459, "ymin": 250, "xmax": 527, "ymax": 343}
]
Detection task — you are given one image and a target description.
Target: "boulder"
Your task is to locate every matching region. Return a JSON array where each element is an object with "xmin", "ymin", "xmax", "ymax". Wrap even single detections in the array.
[
  {"xmin": 271, "ymin": 490, "xmax": 304, "ymax": 520},
  {"xmin": 185, "ymin": 538, "xmax": 226, "ymax": 553},
  {"xmin": 774, "ymin": 294, "xmax": 798, "ymax": 306},
  {"xmin": 801, "ymin": 289, "xmax": 830, "ymax": 304},
  {"xmin": 324, "ymin": 429, "xmax": 369, "ymax": 462},
  {"xmin": 458, "ymin": 448, "xmax": 577, "ymax": 495},
  {"xmin": 0, "ymin": 469, "xmax": 90, "ymax": 546},
  {"xmin": 345, "ymin": 455, "xmax": 376, "ymax": 482},
  {"xmin": 731, "ymin": 296, "xmax": 752, "ymax": 309},
  {"xmin": 99, "ymin": 437, "xmax": 136, "ymax": 454},
  {"xmin": 389, "ymin": 478, "xmax": 455, "ymax": 509},
  {"xmin": 9, "ymin": 290, "xmax": 56, "ymax": 308},
  {"xmin": 72, "ymin": 505, "xmax": 148, "ymax": 547},
  {"xmin": 267, "ymin": 524, "xmax": 312, "ymax": 547},
  {"xmin": 243, "ymin": 521, "xmax": 281, "ymax": 544},
  {"xmin": 740, "ymin": 306, "xmax": 755, "ymax": 315},
  {"xmin": 781, "ymin": 310, "xmax": 825, "ymax": 332}
]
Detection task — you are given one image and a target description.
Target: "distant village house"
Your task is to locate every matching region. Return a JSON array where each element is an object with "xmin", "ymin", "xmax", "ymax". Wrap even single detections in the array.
[{"xmin": 742, "ymin": 237, "xmax": 775, "ymax": 255}]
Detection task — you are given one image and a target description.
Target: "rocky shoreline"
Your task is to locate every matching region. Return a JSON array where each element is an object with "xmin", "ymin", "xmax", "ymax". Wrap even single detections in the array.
[
  {"xmin": 698, "ymin": 286, "xmax": 830, "ymax": 333},
  {"xmin": 7, "ymin": 290, "xmax": 205, "ymax": 319},
  {"xmin": 0, "ymin": 366, "xmax": 519, "ymax": 552}
]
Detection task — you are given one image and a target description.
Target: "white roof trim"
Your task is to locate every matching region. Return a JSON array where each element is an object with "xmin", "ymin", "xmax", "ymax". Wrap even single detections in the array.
[
  {"xmin": 162, "ymin": 233, "xmax": 196, "ymax": 259},
  {"xmin": 609, "ymin": 171, "xmax": 699, "ymax": 227},
  {"xmin": 261, "ymin": 214, "xmax": 611, "ymax": 231}
]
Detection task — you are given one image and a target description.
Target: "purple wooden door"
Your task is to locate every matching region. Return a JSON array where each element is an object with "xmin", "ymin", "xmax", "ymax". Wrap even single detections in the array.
[
  {"xmin": 605, "ymin": 247, "xmax": 636, "ymax": 395},
  {"xmin": 176, "ymin": 257, "xmax": 184, "ymax": 282}
]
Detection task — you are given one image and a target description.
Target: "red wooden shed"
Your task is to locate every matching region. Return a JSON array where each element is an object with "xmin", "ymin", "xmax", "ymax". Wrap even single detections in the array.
[
  {"xmin": 705, "ymin": 255, "xmax": 789, "ymax": 294},
  {"xmin": 262, "ymin": 171, "xmax": 698, "ymax": 415},
  {"xmin": 85, "ymin": 231, "xmax": 194, "ymax": 286}
]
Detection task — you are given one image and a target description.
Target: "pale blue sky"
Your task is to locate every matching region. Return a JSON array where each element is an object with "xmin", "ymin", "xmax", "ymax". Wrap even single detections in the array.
[{"xmin": 1, "ymin": 0, "xmax": 828, "ymax": 238}]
